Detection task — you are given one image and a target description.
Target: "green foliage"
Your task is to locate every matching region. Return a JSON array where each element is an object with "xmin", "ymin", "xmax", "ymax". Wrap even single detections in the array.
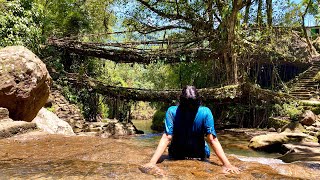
[
  {"xmin": 36, "ymin": 0, "xmax": 90, "ymax": 37},
  {"xmin": 272, "ymin": 102, "xmax": 303, "ymax": 121},
  {"xmin": 46, "ymin": 106, "xmax": 56, "ymax": 113},
  {"xmin": 99, "ymin": 95, "xmax": 109, "ymax": 118},
  {"xmin": 151, "ymin": 110, "xmax": 165, "ymax": 131},
  {"xmin": 99, "ymin": 60, "xmax": 178, "ymax": 89},
  {"xmin": 0, "ymin": 0, "xmax": 42, "ymax": 51}
]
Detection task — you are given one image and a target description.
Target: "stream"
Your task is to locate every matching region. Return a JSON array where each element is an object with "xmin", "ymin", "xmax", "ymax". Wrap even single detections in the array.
[{"xmin": 0, "ymin": 120, "xmax": 319, "ymax": 179}]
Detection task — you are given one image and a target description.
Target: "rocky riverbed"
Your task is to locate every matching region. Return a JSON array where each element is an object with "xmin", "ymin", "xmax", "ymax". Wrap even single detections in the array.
[{"xmin": 0, "ymin": 131, "xmax": 320, "ymax": 179}]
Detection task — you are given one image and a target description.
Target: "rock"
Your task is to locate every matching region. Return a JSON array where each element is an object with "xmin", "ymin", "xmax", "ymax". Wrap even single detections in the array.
[
  {"xmin": 249, "ymin": 132, "xmax": 308, "ymax": 152},
  {"xmin": 306, "ymin": 126, "xmax": 316, "ymax": 131},
  {"xmin": 0, "ymin": 120, "xmax": 37, "ymax": 139},
  {"xmin": 0, "ymin": 46, "xmax": 52, "ymax": 122},
  {"xmin": 90, "ymin": 121, "xmax": 139, "ymax": 137},
  {"xmin": 33, "ymin": 108, "xmax": 75, "ymax": 136},
  {"xmin": 268, "ymin": 128, "xmax": 276, "ymax": 132},
  {"xmin": 49, "ymin": 84, "xmax": 86, "ymax": 132},
  {"xmin": 314, "ymin": 121, "xmax": 320, "ymax": 128},
  {"xmin": 299, "ymin": 110, "xmax": 317, "ymax": 126},
  {"xmin": 44, "ymin": 96, "xmax": 54, "ymax": 108},
  {"xmin": 279, "ymin": 142, "xmax": 320, "ymax": 163},
  {"xmin": 0, "ymin": 107, "xmax": 9, "ymax": 120},
  {"xmin": 281, "ymin": 121, "xmax": 306, "ymax": 133},
  {"xmin": 313, "ymin": 36, "xmax": 320, "ymax": 52}
]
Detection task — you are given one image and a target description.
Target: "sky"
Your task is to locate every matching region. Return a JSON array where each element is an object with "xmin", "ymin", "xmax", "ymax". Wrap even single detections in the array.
[
  {"xmin": 292, "ymin": 0, "xmax": 319, "ymax": 26},
  {"xmin": 110, "ymin": 0, "xmax": 319, "ymax": 33}
]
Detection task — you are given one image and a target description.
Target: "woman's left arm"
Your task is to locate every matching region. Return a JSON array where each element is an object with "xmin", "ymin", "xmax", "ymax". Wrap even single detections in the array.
[{"xmin": 144, "ymin": 133, "xmax": 172, "ymax": 167}]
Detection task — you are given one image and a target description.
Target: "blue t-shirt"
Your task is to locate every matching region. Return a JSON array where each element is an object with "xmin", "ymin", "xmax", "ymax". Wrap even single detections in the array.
[{"xmin": 164, "ymin": 106, "xmax": 217, "ymax": 159}]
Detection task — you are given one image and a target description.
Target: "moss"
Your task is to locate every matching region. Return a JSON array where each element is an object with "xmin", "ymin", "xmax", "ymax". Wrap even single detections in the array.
[
  {"xmin": 272, "ymin": 102, "xmax": 303, "ymax": 121},
  {"xmin": 310, "ymin": 107, "xmax": 320, "ymax": 115},
  {"xmin": 299, "ymin": 100, "xmax": 320, "ymax": 107},
  {"xmin": 313, "ymin": 71, "xmax": 320, "ymax": 82},
  {"xmin": 281, "ymin": 121, "xmax": 306, "ymax": 133},
  {"xmin": 151, "ymin": 110, "xmax": 165, "ymax": 132},
  {"xmin": 268, "ymin": 117, "xmax": 290, "ymax": 129},
  {"xmin": 46, "ymin": 106, "xmax": 55, "ymax": 113}
]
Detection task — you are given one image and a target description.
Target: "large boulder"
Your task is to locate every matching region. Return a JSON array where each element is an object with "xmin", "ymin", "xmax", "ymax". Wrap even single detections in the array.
[
  {"xmin": 33, "ymin": 108, "xmax": 75, "ymax": 136},
  {"xmin": 299, "ymin": 110, "xmax": 317, "ymax": 126},
  {"xmin": 0, "ymin": 46, "xmax": 51, "ymax": 121},
  {"xmin": 279, "ymin": 142, "xmax": 320, "ymax": 163},
  {"xmin": 248, "ymin": 132, "xmax": 308, "ymax": 152}
]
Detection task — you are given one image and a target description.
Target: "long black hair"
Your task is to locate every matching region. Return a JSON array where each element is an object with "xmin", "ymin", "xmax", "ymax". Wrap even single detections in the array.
[
  {"xmin": 179, "ymin": 85, "xmax": 200, "ymax": 110},
  {"xmin": 170, "ymin": 85, "xmax": 204, "ymax": 159}
]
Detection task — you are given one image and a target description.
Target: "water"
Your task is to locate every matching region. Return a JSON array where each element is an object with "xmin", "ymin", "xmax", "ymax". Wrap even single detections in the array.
[
  {"xmin": 131, "ymin": 119, "xmax": 281, "ymax": 158},
  {"xmin": 0, "ymin": 121, "xmax": 319, "ymax": 179}
]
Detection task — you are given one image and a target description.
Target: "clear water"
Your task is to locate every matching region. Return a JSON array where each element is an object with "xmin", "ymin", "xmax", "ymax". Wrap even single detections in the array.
[{"xmin": 132, "ymin": 119, "xmax": 281, "ymax": 158}]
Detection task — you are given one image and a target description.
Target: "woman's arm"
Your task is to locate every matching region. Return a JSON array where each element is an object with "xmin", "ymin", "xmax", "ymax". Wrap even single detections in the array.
[
  {"xmin": 145, "ymin": 133, "xmax": 172, "ymax": 166},
  {"xmin": 206, "ymin": 134, "xmax": 240, "ymax": 174}
]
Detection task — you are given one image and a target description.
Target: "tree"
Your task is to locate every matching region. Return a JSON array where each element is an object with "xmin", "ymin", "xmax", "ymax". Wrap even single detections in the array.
[
  {"xmin": 0, "ymin": 0, "xmax": 42, "ymax": 52},
  {"xmin": 256, "ymin": 0, "xmax": 263, "ymax": 26},
  {"xmin": 121, "ymin": 0, "xmax": 252, "ymax": 85},
  {"xmin": 266, "ymin": 0, "xmax": 272, "ymax": 27},
  {"xmin": 244, "ymin": 0, "xmax": 253, "ymax": 27},
  {"xmin": 300, "ymin": 0, "xmax": 319, "ymax": 56}
]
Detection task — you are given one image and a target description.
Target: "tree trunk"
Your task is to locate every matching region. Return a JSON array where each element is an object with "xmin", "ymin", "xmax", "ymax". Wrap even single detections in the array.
[
  {"xmin": 244, "ymin": 0, "xmax": 252, "ymax": 26},
  {"xmin": 223, "ymin": 1, "xmax": 240, "ymax": 85},
  {"xmin": 266, "ymin": 0, "xmax": 272, "ymax": 27},
  {"xmin": 207, "ymin": 0, "xmax": 214, "ymax": 28},
  {"xmin": 257, "ymin": 0, "xmax": 263, "ymax": 27},
  {"xmin": 301, "ymin": 0, "xmax": 315, "ymax": 56}
]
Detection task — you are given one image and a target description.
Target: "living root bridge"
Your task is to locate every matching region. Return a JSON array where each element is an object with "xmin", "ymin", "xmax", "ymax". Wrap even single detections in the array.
[
  {"xmin": 66, "ymin": 73, "xmax": 294, "ymax": 103},
  {"xmin": 48, "ymin": 38, "xmax": 216, "ymax": 64}
]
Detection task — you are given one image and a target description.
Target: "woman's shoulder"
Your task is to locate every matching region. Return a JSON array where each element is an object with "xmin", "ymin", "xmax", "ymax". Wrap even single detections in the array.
[
  {"xmin": 198, "ymin": 106, "xmax": 211, "ymax": 113},
  {"xmin": 167, "ymin": 105, "xmax": 178, "ymax": 112}
]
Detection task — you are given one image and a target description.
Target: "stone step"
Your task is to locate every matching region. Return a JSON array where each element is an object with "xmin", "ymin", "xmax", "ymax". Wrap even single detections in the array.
[
  {"xmin": 290, "ymin": 89, "xmax": 312, "ymax": 92},
  {"xmin": 290, "ymin": 92, "xmax": 317, "ymax": 95},
  {"xmin": 293, "ymin": 83, "xmax": 318, "ymax": 85},
  {"xmin": 289, "ymin": 93, "xmax": 312, "ymax": 96},
  {"xmin": 291, "ymin": 87, "xmax": 314, "ymax": 90}
]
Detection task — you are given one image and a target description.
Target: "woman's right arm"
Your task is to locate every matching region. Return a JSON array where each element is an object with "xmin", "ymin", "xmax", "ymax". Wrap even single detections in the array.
[{"xmin": 206, "ymin": 134, "xmax": 240, "ymax": 174}]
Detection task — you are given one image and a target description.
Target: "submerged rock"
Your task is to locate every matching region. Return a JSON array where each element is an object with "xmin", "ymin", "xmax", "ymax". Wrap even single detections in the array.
[
  {"xmin": 0, "ymin": 46, "xmax": 52, "ymax": 122},
  {"xmin": 84, "ymin": 120, "xmax": 140, "ymax": 138},
  {"xmin": 33, "ymin": 108, "xmax": 75, "ymax": 136}
]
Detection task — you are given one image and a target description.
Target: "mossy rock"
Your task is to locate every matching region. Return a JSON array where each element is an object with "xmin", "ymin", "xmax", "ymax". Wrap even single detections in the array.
[
  {"xmin": 268, "ymin": 117, "xmax": 290, "ymax": 129},
  {"xmin": 281, "ymin": 121, "xmax": 306, "ymax": 133},
  {"xmin": 299, "ymin": 100, "xmax": 320, "ymax": 107},
  {"xmin": 151, "ymin": 110, "xmax": 165, "ymax": 132}
]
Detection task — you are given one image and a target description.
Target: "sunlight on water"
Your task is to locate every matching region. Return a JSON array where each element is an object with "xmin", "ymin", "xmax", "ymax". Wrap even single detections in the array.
[{"xmin": 131, "ymin": 119, "xmax": 281, "ymax": 158}]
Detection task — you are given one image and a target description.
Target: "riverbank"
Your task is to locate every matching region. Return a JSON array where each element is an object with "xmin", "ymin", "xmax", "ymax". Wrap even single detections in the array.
[{"xmin": 0, "ymin": 131, "xmax": 319, "ymax": 179}]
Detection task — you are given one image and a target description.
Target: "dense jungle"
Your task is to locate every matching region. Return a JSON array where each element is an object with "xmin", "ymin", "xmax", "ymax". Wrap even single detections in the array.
[{"xmin": 1, "ymin": 0, "xmax": 320, "ymax": 179}]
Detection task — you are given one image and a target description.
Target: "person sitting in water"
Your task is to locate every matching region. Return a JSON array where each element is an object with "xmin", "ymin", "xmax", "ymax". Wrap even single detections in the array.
[{"xmin": 142, "ymin": 85, "xmax": 240, "ymax": 174}]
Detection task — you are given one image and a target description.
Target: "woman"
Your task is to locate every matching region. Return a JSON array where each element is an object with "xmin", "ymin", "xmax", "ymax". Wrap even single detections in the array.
[{"xmin": 142, "ymin": 86, "xmax": 239, "ymax": 174}]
